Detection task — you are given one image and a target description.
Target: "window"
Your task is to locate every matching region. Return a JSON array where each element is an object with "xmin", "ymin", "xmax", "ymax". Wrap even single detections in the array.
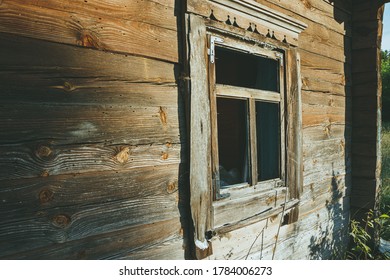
[
  {"xmin": 209, "ymin": 36, "xmax": 286, "ymax": 200},
  {"xmin": 185, "ymin": 0, "xmax": 306, "ymax": 259}
]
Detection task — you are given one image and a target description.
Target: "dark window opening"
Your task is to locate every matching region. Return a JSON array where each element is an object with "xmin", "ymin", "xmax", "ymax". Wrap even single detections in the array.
[
  {"xmin": 215, "ymin": 47, "xmax": 279, "ymax": 92},
  {"xmin": 217, "ymin": 97, "xmax": 250, "ymax": 187},
  {"xmin": 256, "ymin": 101, "xmax": 280, "ymax": 181}
]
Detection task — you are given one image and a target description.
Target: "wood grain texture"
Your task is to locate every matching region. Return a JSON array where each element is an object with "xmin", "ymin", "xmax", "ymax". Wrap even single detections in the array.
[
  {"xmin": 285, "ymin": 49, "xmax": 303, "ymax": 218},
  {"xmin": 0, "ymin": 34, "xmax": 181, "ymax": 146},
  {"xmin": 2, "ymin": 218, "xmax": 183, "ymax": 259},
  {"xmin": 0, "ymin": 0, "xmax": 178, "ymax": 62},
  {"xmin": 213, "ymin": 187, "xmax": 288, "ymax": 229},
  {"xmin": 0, "ymin": 164, "xmax": 181, "ymax": 215},
  {"xmin": 254, "ymin": 0, "xmax": 351, "ymax": 35},
  {"xmin": 301, "ymin": 50, "xmax": 349, "ymax": 86},
  {"xmin": 0, "ymin": 165, "xmax": 182, "ymax": 257},
  {"xmin": 0, "ymin": 103, "xmax": 181, "ymax": 146},
  {"xmin": 0, "ymin": 142, "xmax": 182, "ymax": 180},
  {"xmin": 187, "ymin": 14, "xmax": 213, "ymax": 257},
  {"xmin": 0, "ymin": 32, "xmax": 176, "ymax": 84}
]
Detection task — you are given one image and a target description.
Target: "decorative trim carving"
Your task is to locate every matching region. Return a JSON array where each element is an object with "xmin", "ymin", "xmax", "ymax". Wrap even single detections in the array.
[{"xmin": 187, "ymin": 0, "xmax": 307, "ymax": 46}]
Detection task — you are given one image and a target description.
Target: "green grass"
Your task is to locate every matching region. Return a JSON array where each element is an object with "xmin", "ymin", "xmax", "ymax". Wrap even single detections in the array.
[{"xmin": 381, "ymin": 122, "xmax": 390, "ymax": 240}]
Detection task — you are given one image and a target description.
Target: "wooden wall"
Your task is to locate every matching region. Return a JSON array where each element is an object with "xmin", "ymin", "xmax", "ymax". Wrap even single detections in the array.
[
  {"xmin": 0, "ymin": 0, "xmax": 189, "ymax": 259},
  {"xmin": 0, "ymin": 0, "xmax": 367, "ymax": 260},
  {"xmin": 350, "ymin": 0, "xmax": 383, "ymax": 222}
]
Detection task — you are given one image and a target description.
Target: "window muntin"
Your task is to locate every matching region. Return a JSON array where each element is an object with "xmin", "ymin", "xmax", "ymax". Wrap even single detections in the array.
[{"xmin": 209, "ymin": 34, "xmax": 285, "ymax": 198}]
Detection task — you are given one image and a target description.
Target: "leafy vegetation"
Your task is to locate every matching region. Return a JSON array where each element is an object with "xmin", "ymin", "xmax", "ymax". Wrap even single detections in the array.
[
  {"xmin": 381, "ymin": 50, "xmax": 390, "ymax": 122},
  {"xmin": 381, "ymin": 51, "xmax": 390, "ymax": 241},
  {"xmin": 348, "ymin": 210, "xmax": 389, "ymax": 259},
  {"xmin": 381, "ymin": 123, "xmax": 390, "ymax": 241}
]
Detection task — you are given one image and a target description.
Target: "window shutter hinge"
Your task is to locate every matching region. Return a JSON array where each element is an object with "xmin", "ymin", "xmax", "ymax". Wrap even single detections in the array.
[{"xmin": 208, "ymin": 36, "xmax": 224, "ymax": 64}]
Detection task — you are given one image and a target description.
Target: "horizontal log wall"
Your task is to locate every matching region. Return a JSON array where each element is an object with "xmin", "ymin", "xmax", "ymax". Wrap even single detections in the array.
[
  {"xmin": 0, "ymin": 0, "xmax": 359, "ymax": 259},
  {"xmin": 0, "ymin": 0, "xmax": 188, "ymax": 259},
  {"xmin": 351, "ymin": 0, "xmax": 383, "ymax": 220}
]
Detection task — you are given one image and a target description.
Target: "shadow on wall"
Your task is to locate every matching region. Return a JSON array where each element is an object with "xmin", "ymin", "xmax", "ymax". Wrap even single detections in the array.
[
  {"xmin": 309, "ymin": 169, "xmax": 350, "ymax": 259},
  {"xmin": 307, "ymin": 0, "xmax": 352, "ymax": 259}
]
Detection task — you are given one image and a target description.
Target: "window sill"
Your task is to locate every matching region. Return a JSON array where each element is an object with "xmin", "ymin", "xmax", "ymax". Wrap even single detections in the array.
[
  {"xmin": 219, "ymin": 178, "xmax": 284, "ymax": 201},
  {"xmin": 213, "ymin": 198, "xmax": 299, "ymax": 235}
]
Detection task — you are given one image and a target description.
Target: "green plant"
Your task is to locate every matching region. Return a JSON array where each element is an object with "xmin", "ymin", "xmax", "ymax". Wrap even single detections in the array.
[
  {"xmin": 380, "ymin": 122, "xmax": 390, "ymax": 240},
  {"xmin": 348, "ymin": 210, "xmax": 390, "ymax": 259}
]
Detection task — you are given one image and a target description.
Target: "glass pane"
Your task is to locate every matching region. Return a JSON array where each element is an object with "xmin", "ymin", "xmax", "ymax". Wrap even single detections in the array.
[
  {"xmin": 256, "ymin": 101, "xmax": 280, "ymax": 181},
  {"xmin": 215, "ymin": 47, "xmax": 279, "ymax": 92},
  {"xmin": 217, "ymin": 97, "xmax": 250, "ymax": 187}
]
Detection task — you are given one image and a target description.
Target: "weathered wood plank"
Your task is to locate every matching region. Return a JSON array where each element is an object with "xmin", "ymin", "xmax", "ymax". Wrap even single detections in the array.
[
  {"xmin": 187, "ymin": 14, "xmax": 213, "ymax": 257},
  {"xmin": 0, "ymin": 104, "xmax": 181, "ymax": 145},
  {"xmin": 303, "ymin": 138, "xmax": 347, "ymax": 161},
  {"xmin": 303, "ymin": 158, "xmax": 349, "ymax": 186},
  {"xmin": 302, "ymin": 77, "xmax": 348, "ymax": 96},
  {"xmin": 0, "ymin": 142, "xmax": 182, "ymax": 180},
  {"xmin": 0, "ymin": 164, "xmax": 181, "ymax": 226},
  {"xmin": 270, "ymin": 207, "xmax": 350, "ymax": 260},
  {"xmin": 209, "ymin": 216, "xmax": 279, "ymax": 260},
  {"xmin": 0, "ymin": 184, "xmax": 181, "ymax": 257},
  {"xmin": 254, "ymin": 0, "xmax": 351, "ymax": 35},
  {"xmin": 0, "ymin": 80, "xmax": 178, "ymax": 108},
  {"xmin": 285, "ymin": 48, "xmax": 303, "ymax": 219},
  {"xmin": 0, "ymin": 32, "xmax": 176, "ymax": 84},
  {"xmin": 303, "ymin": 124, "xmax": 349, "ymax": 143},
  {"xmin": 0, "ymin": 0, "xmax": 178, "ymax": 62},
  {"xmin": 300, "ymin": 175, "xmax": 349, "ymax": 216},
  {"xmin": 302, "ymin": 102, "xmax": 347, "ymax": 128},
  {"xmin": 302, "ymin": 90, "xmax": 349, "ymax": 107},
  {"xmin": 299, "ymin": 23, "xmax": 349, "ymax": 63},
  {"xmin": 2, "ymin": 217, "xmax": 182, "ymax": 260},
  {"xmin": 9, "ymin": 0, "xmax": 177, "ymax": 31},
  {"xmin": 119, "ymin": 235, "xmax": 185, "ymax": 260},
  {"xmin": 301, "ymin": 50, "xmax": 349, "ymax": 86},
  {"xmin": 213, "ymin": 187, "xmax": 287, "ymax": 229}
]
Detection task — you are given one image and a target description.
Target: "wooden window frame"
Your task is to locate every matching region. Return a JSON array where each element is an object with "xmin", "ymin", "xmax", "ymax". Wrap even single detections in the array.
[
  {"xmin": 209, "ymin": 33, "xmax": 286, "ymax": 201},
  {"xmin": 186, "ymin": 11, "xmax": 304, "ymax": 259}
]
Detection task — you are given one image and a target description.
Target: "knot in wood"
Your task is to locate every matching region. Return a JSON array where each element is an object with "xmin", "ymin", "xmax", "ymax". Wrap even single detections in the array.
[
  {"xmin": 40, "ymin": 170, "xmax": 50, "ymax": 177},
  {"xmin": 63, "ymin": 81, "xmax": 75, "ymax": 92},
  {"xmin": 161, "ymin": 152, "xmax": 169, "ymax": 160},
  {"xmin": 77, "ymin": 30, "xmax": 101, "ymax": 49},
  {"xmin": 115, "ymin": 146, "xmax": 130, "ymax": 164},
  {"xmin": 39, "ymin": 188, "xmax": 54, "ymax": 204},
  {"xmin": 300, "ymin": 0, "xmax": 313, "ymax": 10},
  {"xmin": 35, "ymin": 145, "xmax": 52, "ymax": 158},
  {"xmin": 159, "ymin": 106, "xmax": 167, "ymax": 125},
  {"xmin": 167, "ymin": 181, "xmax": 178, "ymax": 193},
  {"xmin": 52, "ymin": 214, "xmax": 71, "ymax": 228}
]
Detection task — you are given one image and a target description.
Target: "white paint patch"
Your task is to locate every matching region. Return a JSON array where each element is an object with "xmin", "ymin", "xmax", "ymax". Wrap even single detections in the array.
[
  {"xmin": 70, "ymin": 122, "xmax": 98, "ymax": 137},
  {"xmin": 195, "ymin": 239, "xmax": 208, "ymax": 250}
]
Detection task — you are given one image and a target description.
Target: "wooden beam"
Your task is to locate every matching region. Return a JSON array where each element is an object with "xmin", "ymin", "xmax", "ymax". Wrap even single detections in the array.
[{"xmin": 187, "ymin": 14, "xmax": 213, "ymax": 259}]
